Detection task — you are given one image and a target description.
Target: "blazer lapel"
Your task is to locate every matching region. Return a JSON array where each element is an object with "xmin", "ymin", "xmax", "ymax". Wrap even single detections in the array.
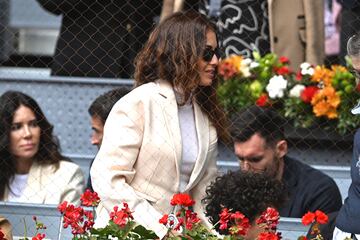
[
  {"xmin": 186, "ymin": 101, "xmax": 209, "ymax": 190},
  {"xmin": 157, "ymin": 80, "xmax": 182, "ymax": 180}
]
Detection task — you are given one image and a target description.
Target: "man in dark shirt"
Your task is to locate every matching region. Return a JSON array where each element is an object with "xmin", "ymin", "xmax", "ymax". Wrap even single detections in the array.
[
  {"xmin": 230, "ymin": 105, "xmax": 342, "ymax": 218},
  {"xmin": 333, "ymin": 32, "xmax": 360, "ymax": 239}
]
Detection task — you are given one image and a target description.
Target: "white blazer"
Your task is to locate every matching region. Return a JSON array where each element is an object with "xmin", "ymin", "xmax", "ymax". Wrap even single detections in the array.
[{"xmin": 91, "ymin": 79, "xmax": 219, "ymax": 238}]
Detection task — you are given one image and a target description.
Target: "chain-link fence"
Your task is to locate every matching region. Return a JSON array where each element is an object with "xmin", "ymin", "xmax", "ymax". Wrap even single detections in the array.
[{"xmin": 0, "ymin": 0, "xmax": 359, "ymax": 239}]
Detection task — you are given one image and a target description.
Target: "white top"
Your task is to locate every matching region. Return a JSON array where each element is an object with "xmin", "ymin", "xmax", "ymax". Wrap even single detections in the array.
[
  {"xmin": 178, "ymin": 102, "xmax": 199, "ymax": 192},
  {"xmin": 8, "ymin": 173, "xmax": 29, "ymax": 202}
]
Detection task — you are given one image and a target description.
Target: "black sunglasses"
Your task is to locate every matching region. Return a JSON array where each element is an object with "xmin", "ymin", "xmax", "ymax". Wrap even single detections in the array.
[{"xmin": 202, "ymin": 47, "xmax": 221, "ymax": 62}]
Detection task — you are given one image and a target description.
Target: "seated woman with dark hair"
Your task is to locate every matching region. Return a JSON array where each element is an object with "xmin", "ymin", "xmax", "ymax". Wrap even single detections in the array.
[
  {"xmin": 0, "ymin": 91, "xmax": 85, "ymax": 204},
  {"xmin": 203, "ymin": 171, "xmax": 286, "ymax": 240}
]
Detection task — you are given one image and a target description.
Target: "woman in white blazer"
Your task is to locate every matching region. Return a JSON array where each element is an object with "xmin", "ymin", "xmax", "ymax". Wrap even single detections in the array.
[
  {"xmin": 90, "ymin": 11, "xmax": 230, "ymax": 238},
  {"xmin": 0, "ymin": 91, "xmax": 85, "ymax": 205}
]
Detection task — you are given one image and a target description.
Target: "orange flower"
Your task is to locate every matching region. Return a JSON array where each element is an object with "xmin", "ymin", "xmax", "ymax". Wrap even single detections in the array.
[
  {"xmin": 311, "ymin": 65, "xmax": 334, "ymax": 86},
  {"xmin": 311, "ymin": 86, "xmax": 340, "ymax": 119}
]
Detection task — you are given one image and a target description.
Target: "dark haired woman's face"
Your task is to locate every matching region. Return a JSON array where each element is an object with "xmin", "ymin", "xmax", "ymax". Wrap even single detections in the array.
[
  {"xmin": 198, "ymin": 30, "xmax": 219, "ymax": 86},
  {"xmin": 10, "ymin": 105, "xmax": 40, "ymax": 162}
]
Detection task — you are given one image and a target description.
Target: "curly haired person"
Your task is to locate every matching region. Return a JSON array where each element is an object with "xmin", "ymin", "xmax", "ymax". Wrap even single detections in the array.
[{"xmin": 203, "ymin": 170, "xmax": 286, "ymax": 240}]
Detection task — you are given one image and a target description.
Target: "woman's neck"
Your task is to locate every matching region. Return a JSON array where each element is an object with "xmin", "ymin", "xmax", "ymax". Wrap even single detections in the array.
[{"xmin": 15, "ymin": 158, "xmax": 33, "ymax": 174}]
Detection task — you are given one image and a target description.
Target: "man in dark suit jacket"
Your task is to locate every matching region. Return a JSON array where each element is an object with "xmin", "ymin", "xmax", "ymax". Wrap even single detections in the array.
[
  {"xmin": 231, "ymin": 105, "xmax": 342, "ymax": 218},
  {"xmin": 36, "ymin": 1, "xmax": 162, "ymax": 78},
  {"xmin": 337, "ymin": 0, "xmax": 360, "ymax": 65},
  {"xmin": 334, "ymin": 32, "xmax": 360, "ymax": 239}
]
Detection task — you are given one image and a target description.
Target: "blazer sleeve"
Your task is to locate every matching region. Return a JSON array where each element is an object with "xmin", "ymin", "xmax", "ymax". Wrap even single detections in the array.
[
  {"xmin": 90, "ymin": 95, "xmax": 168, "ymax": 239},
  {"xmin": 304, "ymin": 0, "xmax": 325, "ymax": 65},
  {"xmin": 60, "ymin": 162, "xmax": 85, "ymax": 205}
]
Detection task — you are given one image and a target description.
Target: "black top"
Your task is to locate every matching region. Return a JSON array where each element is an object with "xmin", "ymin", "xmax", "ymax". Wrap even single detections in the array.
[
  {"xmin": 279, "ymin": 156, "xmax": 342, "ymax": 217},
  {"xmin": 336, "ymin": 129, "xmax": 360, "ymax": 233},
  {"xmin": 217, "ymin": 0, "xmax": 271, "ymax": 57},
  {"xmin": 36, "ymin": 0, "xmax": 162, "ymax": 78}
]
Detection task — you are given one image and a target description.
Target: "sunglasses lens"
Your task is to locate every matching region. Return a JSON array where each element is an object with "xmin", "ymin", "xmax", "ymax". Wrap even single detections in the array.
[{"xmin": 203, "ymin": 49, "xmax": 213, "ymax": 62}]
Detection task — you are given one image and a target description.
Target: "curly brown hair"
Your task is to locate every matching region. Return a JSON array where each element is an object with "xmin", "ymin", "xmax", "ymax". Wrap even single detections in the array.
[{"xmin": 134, "ymin": 11, "xmax": 230, "ymax": 143}]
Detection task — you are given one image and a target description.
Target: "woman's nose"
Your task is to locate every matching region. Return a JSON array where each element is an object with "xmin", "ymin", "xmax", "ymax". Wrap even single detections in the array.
[{"xmin": 23, "ymin": 125, "xmax": 32, "ymax": 138}]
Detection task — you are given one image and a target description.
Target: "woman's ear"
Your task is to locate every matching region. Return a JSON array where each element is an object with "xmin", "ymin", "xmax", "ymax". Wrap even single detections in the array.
[{"xmin": 276, "ymin": 140, "xmax": 288, "ymax": 159}]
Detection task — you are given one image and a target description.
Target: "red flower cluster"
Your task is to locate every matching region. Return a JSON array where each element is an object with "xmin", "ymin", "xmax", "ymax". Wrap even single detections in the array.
[
  {"xmin": 301, "ymin": 210, "xmax": 328, "ymax": 226},
  {"xmin": 219, "ymin": 208, "xmax": 250, "ymax": 236},
  {"xmin": 160, "ymin": 193, "xmax": 200, "ymax": 232},
  {"xmin": 170, "ymin": 193, "xmax": 195, "ymax": 207},
  {"xmin": 58, "ymin": 201, "xmax": 94, "ymax": 235},
  {"xmin": 80, "ymin": 189, "xmax": 100, "ymax": 207},
  {"xmin": 109, "ymin": 202, "xmax": 134, "ymax": 227},
  {"xmin": 31, "ymin": 233, "xmax": 45, "ymax": 240},
  {"xmin": 256, "ymin": 93, "xmax": 270, "ymax": 107},
  {"xmin": 300, "ymin": 86, "xmax": 319, "ymax": 103},
  {"xmin": 256, "ymin": 207, "xmax": 280, "ymax": 232},
  {"xmin": 258, "ymin": 232, "xmax": 281, "ymax": 240},
  {"xmin": 274, "ymin": 66, "xmax": 291, "ymax": 75}
]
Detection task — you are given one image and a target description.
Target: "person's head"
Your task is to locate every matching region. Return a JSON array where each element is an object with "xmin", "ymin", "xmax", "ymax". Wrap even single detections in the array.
[
  {"xmin": 230, "ymin": 106, "xmax": 288, "ymax": 179},
  {"xmin": 135, "ymin": 10, "xmax": 230, "ymax": 144},
  {"xmin": 88, "ymin": 88, "xmax": 130, "ymax": 148},
  {"xmin": 347, "ymin": 32, "xmax": 360, "ymax": 80},
  {"xmin": 203, "ymin": 171, "xmax": 286, "ymax": 240},
  {"xmin": 0, "ymin": 91, "xmax": 65, "ymax": 198}
]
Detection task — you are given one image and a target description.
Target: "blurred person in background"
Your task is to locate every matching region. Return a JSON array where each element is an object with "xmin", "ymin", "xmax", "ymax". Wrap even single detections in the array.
[
  {"xmin": 90, "ymin": 11, "xmax": 230, "ymax": 239},
  {"xmin": 167, "ymin": 0, "xmax": 325, "ymax": 69},
  {"xmin": 231, "ymin": 105, "xmax": 342, "ymax": 218},
  {"xmin": 333, "ymin": 32, "xmax": 360, "ymax": 240},
  {"xmin": 203, "ymin": 170, "xmax": 286, "ymax": 240},
  {"xmin": 0, "ymin": 91, "xmax": 85, "ymax": 204},
  {"xmin": 336, "ymin": 0, "xmax": 360, "ymax": 66},
  {"xmin": 324, "ymin": 0, "xmax": 342, "ymax": 66},
  {"xmin": 35, "ymin": 1, "xmax": 162, "ymax": 78},
  {"xmin": 86, "ymin": 87, "xmax": 130, "ymax": 191}
]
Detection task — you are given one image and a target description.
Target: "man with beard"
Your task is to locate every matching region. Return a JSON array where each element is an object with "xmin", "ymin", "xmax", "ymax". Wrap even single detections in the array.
[{"xmin": 230, "ymin": 105, "xmax": 342, "ymax": 218}]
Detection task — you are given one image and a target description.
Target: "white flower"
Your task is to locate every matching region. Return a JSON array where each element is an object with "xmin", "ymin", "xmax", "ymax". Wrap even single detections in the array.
[
  {"xmin": 300, "ymin": 62, "xmax": 314, "ymax": 75},
  {"xmin": 289, "ymin": 84, "xmax": 305, "ymax": 98},
  {"xmin": 266, "ymin": 75, "xmax": 288, "ymax": 99},
  {"xmin": 250, "ymin": 61, "xmax": 260, "ymax": 69},
  {"xmin": 300, "ymin": 62, "xmax": 311, "ymax": 69},
  {"xmin": 240, "ymin": 59, "xmax": 252, "ymax": 77}
]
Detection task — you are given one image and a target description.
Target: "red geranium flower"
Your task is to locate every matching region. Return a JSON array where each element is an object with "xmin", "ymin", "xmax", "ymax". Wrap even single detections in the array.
[
  {"xmin": 300, "ymin": 86, "xmax": 319, "ymax": 103},
  {"xmin": 296, "ymin": 70, "xmax": 303, "ymax": 81},
  {"xmin": 275, "ymin": 66, "xmax": 291, "ymax": 75},
  {"xmin": 315, "ymin": 210, "xmax": 328, "ymax": 224},
  {"xmin": 279, "ymin": 56, "xmax": 289, "ymax": 64},
  {"xmin": 219, "ymin": 208, "xmax": 232, "ymax": 230},
  {"xmin": 110, "ymin": 203, "xmax": 134, "ymax": 227},
  {"xmin": 302, "ymin": 211, "xmax": 316, "ymax": 225},
  {"xmin": 170, "ymin": 193, "xmax": 195, "ymax": 207},
  {"xmin": 159, "ymin": 214, "xmax": 168, "ymax": 225},
  {"xmin": 80, "ymin": 189, "xmax": 100, "ymax": 207},
  {"xmin": 256, "ymin": 93, "xmax": 270, "ymax": 107},
  {"xmin": 258, "ymin": 232, "xmax": 281, "ymax": 240},
  {"xmin": 32, "ymin": 233, "xmax": 45, "ymax": 240}
]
